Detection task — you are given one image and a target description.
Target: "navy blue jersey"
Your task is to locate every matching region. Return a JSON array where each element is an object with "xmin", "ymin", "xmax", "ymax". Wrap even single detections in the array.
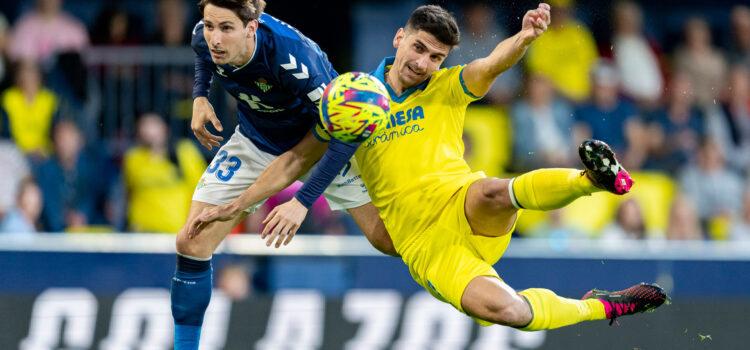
[{"xmin": 192, "ymin": 13, "xmax": 337, "ymax": 155}]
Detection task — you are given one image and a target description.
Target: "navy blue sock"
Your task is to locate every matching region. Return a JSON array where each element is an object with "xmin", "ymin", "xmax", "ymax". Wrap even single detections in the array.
[{"xmin": 171, "ymin": 254, "xmax": 212, "ymax": 350}]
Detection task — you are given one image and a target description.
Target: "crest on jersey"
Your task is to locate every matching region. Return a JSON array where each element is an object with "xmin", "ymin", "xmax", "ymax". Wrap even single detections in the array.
[
  {"xmin": 255, "ymin": 78, "xmax": 273, "ymax": 93},
  {"xmin": 216, "ymin": 65, "xmax": 227, "ymax": 77},
  {"xmin": 195, "ymin": 178, "xmax": 207, "ymax": 191}
]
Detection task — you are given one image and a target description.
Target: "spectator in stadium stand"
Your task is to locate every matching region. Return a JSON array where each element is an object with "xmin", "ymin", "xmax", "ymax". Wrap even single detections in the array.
[
  {"xmin": 7, "ymin": 0, "xmax": 89, "ymax": 64},
  {"xmin": 0, "ymin": 59, "xmax": 59, "ymax": 158},
  {"xmin": 678, "ymin": 138, "xmax": 744, "ymax": 229},
  {"xmin": 151, "ymin": 0, "xmax": 196, "ymax": 136},
  {"xmin": 673, "ymin": 16, "xmax": 727, "ymax": 109},
  {"xmin": 90, "ymin": 5, "xmax": 142, "ymax": 46},
  {"xmin": 706, "ymin": 65, "xmax": 750, "ymax": 175},
  {"xmin": 216, "ymin": 263, "xmax": 251, "ymax": 300},
  {"xmin": 0, "ymin": 14, "xmax": 11, "ymax": 91},
  {"xmin": 573, "ymin": 60, "xmax": 648, "ymax": 170},
  {"xmin": 0, "ymin": 140, "xmax": 30, "ymax": 218},
  {"xmin": 729, "ymin": 5, "xmax": 750, "ymax": 70},
  {"xmin": 444, "ymin": 2, "xmax": 520, "ymax": 105},
  {"xmin": 524, "ymin": 0, "xmax": 598, "ymax": 102},
  {"xmin": 600, "ymin": 198, "xmax": 648, "ymax": 242},
  {"xmin": 153, "ymin": 0, "xmax": 191, "ymax": 47},
  {"xmin": 34, "ymin": 119, "xmax": 115, "ymax": 232},
  {"xmin": 730, "ymin": 191, "xmax": 750, "ymax": 241},
  {"xmin": 522, "ymin": 209, "xmax": 582, "ymax": 239},
  {"xmin": 510, "ymin": 72, "xmax": 575, "ymax": 172},
  {"xmin": 642, "ymin": 73, "xmax": 705, "ymax": 174},
  {"xmin": 0, "ymin": 177, "xmax": 43, "ymax": 234},
  {"xmin": 666, "ymin": 194, "xmax": 703, "ymax": 240},
  {"xmin": 608, "ymin": 0, "xmax": 664, "ymax": 109},
  {"xmin": 123, "ymin": 113, "xmax": 206, "ymax": 233}
]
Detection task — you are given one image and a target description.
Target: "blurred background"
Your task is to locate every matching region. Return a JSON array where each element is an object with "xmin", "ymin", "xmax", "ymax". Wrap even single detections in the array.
[{"xmin": 0, "ymin": 0, "xmax": 749, "ymax": 348}]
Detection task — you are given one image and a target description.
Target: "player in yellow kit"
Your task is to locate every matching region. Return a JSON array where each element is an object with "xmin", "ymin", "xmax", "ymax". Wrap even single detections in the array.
[{"xmin": 262, "ymin": 3, "xmax": 668, "ymax": 329}]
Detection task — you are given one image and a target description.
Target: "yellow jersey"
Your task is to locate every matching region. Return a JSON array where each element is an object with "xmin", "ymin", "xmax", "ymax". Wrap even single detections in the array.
[
  {"xmin": 356, "ymin": 57, "xmax": 483, "ymax": 252},
  {"xmin": 525, "ymin": 20, "xmax": 598, "ymax": 102},
  {"xmin": 124, "ymin": 140, "xmax": 206, "ymax": 233},
  {"xmin": 1, "ymin": 87, "xmax": 58, "ymax": 154}
]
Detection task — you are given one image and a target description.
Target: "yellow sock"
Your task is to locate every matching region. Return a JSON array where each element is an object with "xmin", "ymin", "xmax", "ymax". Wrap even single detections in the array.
[
  {"xmin": 510, "ymin": 168, "xmax": 601, "ymax": 211},
  {"xmin": 518, "ymin": 288, "xmax": 606, "ymax": 331}
]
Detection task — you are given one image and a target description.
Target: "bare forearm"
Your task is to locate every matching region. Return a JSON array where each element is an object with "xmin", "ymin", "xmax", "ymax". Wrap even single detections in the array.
[
  {"xmin": 231, "ymin": 150, "xmax": 317, "ymax": 212},
  {"xmin": 484, "ymin": 32, "xmax": 533, "ymax": 77},
  {"xmin": 463, "ymin": 4, "xmax": 550, "ymax": 97}
]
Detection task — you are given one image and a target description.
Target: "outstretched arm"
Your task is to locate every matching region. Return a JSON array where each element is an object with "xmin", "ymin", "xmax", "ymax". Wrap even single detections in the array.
[
  {"xmin": 261, "ymin": 138, "xmax": 359, "ymax": 247},
  {"xmin": 462, "ymin": 3, "xmax": 551, "ymax": 97},
  {"xmin": 186, "ymin": 129, "xmax": 327, "ymax": 238}
]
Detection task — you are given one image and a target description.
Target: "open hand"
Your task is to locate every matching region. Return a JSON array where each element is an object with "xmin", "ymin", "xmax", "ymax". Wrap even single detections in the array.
[
  {"xmin": 192, "ymin": 97, "xmax": 224, "ymax": 150},
  {"xmin": 187, "ymin": 203, "xmax": 241, "ymax": 239},
  {"xmin": 261, "ymin": 198, "xmax": 309, "ymax": 248}
]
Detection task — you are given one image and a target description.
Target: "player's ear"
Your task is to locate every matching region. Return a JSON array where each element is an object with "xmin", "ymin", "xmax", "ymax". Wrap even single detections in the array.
[
  {"xmin": 246, "ymin": 19, "xmax": 259, "ymax": 37},
  {"xmin": 393, "ymin": 28, "xmax": 405, "ymax": 49}
]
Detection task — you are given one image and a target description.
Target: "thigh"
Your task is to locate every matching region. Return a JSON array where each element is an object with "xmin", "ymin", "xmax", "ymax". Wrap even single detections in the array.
[
  {"xmin": 193, "ymin": 129, "xmax": 276, "ymax": 213},
  {"xmin": 464, "ymin": 178, "xmax": 519, "ymax": 237},
  {"xmin": 418, "ymin": 241, "xmax": 500, "ymax": 316},
  {"xmin": 347, "ymin": 203, "xmax": 397, "ymax": 257},
  {"xmin": 175, "ymin": 200, "xmax": 248, "ymax": 258}
]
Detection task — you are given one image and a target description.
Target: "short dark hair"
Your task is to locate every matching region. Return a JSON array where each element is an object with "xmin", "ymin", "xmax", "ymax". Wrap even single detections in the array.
[
  {"xmin": 198, "ymin": 0, "xmax": 266, "ymax": 26},
  {"xmin": 405, "ymin": 5, "xmax": 460, "ymax": 47}
]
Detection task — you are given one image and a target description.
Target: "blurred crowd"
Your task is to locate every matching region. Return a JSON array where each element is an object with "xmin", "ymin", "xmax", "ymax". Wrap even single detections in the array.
[{"xmin": 0, "ymin": 0, "xmax": 749, "ymax": 243}]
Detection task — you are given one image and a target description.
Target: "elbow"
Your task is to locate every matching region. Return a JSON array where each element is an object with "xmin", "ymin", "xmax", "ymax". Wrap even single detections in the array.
[{"xmin": 296, "ymin": 155, "xmax": 318, "ymax": 175}]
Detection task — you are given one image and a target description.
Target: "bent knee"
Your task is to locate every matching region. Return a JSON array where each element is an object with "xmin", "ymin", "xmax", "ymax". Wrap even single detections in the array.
[
  {"xmin": 482, "ymin": 298, "xmax": 532, "ymax": 327},
  {"xmin": 175, "ymin": 228, "xmax": 209, "ymax": 258},
  {"xmin": 478, "ymin": 178, "xmax": 512, "ymax": 210}
]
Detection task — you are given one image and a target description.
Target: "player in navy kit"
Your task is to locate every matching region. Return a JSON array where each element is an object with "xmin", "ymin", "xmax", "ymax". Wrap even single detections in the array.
[{"xmin": 171, "ymin": 1, "xmax": 393, "ymax": 348}]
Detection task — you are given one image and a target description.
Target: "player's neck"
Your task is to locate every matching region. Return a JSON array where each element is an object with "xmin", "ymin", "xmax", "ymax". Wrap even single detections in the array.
[
  {"xmin": 385, "ymin": 70, "xmax": 404, "ymax": 96},
  {"xmin": 230, "ymin": 34, "xmax": 257, "ymax": 67}
]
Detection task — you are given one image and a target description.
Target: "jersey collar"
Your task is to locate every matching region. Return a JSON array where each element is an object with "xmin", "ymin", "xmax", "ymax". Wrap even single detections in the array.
[
  {"xmin": 229, "ymin": 27, "xmax": 263, "ymax": 72},
  {"xmin": 372, "ymin": 56, "xmax": 431, "ymax": 103}
]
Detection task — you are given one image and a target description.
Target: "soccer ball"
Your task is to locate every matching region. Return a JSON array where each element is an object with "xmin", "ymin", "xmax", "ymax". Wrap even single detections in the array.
[{"xmin": 319, "ymin": 72, "xmax": 390, "ymax": 143}]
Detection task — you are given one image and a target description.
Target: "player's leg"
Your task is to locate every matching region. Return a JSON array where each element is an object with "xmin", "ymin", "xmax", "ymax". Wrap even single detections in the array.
[
  {"xmin": 510, "ymin": 139, "xmax": 633, "ymax": 211},
  {"xmin": 172, "ymin": 129, "xmax": 270, "ymax": 350},
  {"xmin": 460, "ymin": 276, "xmax": 532, "ymax": 327},
  {"xmin": 310, "ymin": 156, "xmax": 399, "ymax": 256},
  {"xmin": 461, "ymin": 276, "xmax": 668, "ymax": 330},
  {"xmin": 175, "ymin": 201, "xmax": 248, "ymax": 257},
  {"xmin": 461, "ymin": 276, "xmax": 605, "ymax": 329},
  {"xmin": 347, "ymin": 203, "xmax": 398, "ymax": 257},
  {"xmin": 465, "ymin": 139, "xmax": 633, "ymax": 237},
  {"xmin": 172, "ymin": 201, "xmax": 248, "ymax": 350}
]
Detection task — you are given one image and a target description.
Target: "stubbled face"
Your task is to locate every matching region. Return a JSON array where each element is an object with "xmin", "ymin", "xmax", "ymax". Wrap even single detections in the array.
[
  {"xmin": 391, "ymin": 29, "xmax": 451, "ymax": 90},
  {"xmin": 202, "ymin": 4, "xmax": 257, "ymax": 65}
]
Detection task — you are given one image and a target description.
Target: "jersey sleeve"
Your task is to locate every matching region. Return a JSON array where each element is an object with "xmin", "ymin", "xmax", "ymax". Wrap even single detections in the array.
[
  {"xmin": 447, "ymin": 65, "xmax": 483, "ymax": 105},
  {"xmin": 193, "ymin": 55, "xmax": 213, "ymax": 99},
  {"xmin": 270, "ymin": 35, "xmax": 336, "ymax": 114},
  {"xmin": 294, "ymin": 138, "xmax": 359, "ymax": 208},
  {"xmin": 191, "ymin": 20, "xmax": 213, "ymax": 99}
]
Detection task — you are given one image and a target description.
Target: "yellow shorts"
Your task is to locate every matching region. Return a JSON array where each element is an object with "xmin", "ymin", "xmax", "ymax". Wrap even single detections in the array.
[{"xmin": 399, "ymin": 176, "xmax": 520, "ymax": 325}]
